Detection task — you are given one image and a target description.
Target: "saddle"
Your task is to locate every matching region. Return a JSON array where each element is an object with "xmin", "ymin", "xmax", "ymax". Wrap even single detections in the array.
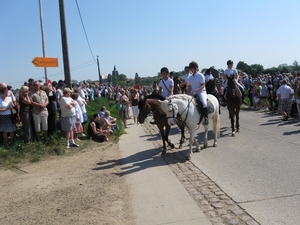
[{"xmin": 194, "ymin": 95, "xmax": 213, "ymax": 124}]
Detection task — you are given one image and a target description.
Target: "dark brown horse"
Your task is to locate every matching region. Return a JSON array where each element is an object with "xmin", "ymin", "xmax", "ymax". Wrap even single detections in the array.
[
  {"xmin": 226, "ymin": 76, "xmax": 242, "ymax": 136},
  {"xmin": 173, "ymin": 76, "xmax": 181, "ymax": 95},
  {"xmin": 138, "ymin": 94, "xmax": 186, "ymax": 153}
]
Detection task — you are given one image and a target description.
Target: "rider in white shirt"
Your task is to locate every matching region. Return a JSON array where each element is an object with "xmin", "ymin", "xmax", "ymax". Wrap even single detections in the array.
[
  {"xmin": 180, "ymin": 66, "xmax": 190, "ymax": 94},
  {"xmin": 222, "ymin": 60, "xmax": 247, "ymax": 105},
  {"xmin": 187, "ymin": 61, "xmax": 209, "ymax": 125},
  {"xmin": 158, "ymin": 67, "xmax": 174, "ymax": 98}
]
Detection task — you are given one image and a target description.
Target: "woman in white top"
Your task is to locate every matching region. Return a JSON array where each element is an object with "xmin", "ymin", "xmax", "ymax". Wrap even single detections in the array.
[
  {"xmin": 59, "ymin": 88, "xmax": 79, "ymax": 148},
  {"xmin": 0, "ymin": 87, "xmax": 16, "ymax": 149}
]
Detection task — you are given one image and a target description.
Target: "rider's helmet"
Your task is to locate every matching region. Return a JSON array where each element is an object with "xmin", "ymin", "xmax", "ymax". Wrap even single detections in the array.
[
  {"xmin": 189, "ymin": 61, "xmax": 198, "ymax": 70},
  {"xmin": 227, "ymin": 60, "xmax": 234, "ymax": 65},
  {"xmin": 160, "ymin": 67, "xmax": 169, "ymax": 74}
]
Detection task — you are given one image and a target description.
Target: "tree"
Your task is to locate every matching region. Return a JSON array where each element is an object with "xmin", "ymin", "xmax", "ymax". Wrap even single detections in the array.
[
  {"xmin": 134, "ymin": 73, "xmax": 141, "ymax": 84},
  {"xmin": 236, "ymin": 61, "xmax": 249, "ymax": 72},
  {"xmin": 118, "ymin": 74, "xmax": 127, "ymax": 81},
  {"xmin": 249, "ymin": 64, "xmax": 264, "ymax": 77},
  {"xmin": 292, "ymin": 60, "xmax": 299, "ymax": 71}
]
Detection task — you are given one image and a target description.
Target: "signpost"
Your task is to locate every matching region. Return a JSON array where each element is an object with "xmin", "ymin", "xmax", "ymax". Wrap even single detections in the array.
[{"xmin": 32, "ymin": 57, "xmax": 58, "ymax": 67}]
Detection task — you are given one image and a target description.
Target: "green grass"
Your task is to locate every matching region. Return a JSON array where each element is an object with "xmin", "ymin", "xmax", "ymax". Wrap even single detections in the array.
[{"xmin": 0, "ymin": 97, "xmax": 125, "ymax": 169}]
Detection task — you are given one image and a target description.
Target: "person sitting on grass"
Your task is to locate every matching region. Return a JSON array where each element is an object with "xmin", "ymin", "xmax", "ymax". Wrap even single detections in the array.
[
  {"xmin": 100, "ymin": 110, "xmax": 119, "ymax": 134},
  {"xmin": 87, "ymin": 113, "xmax": 109, "ymax": 142}
]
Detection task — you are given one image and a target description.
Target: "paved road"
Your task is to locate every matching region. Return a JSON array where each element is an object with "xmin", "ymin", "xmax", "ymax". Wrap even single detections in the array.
[{"xmin": 149, "ymin": 107, "xmax": 300, "ymax": 225}]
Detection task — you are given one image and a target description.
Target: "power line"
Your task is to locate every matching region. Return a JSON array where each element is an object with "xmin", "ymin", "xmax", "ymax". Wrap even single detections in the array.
[{"xmin": 75, "ymin": 0, "xmax": 95, "ymax": 62}]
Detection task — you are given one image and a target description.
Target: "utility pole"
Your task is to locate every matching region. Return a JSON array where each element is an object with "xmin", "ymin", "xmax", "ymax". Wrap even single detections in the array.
[
  {"xmin": 97, "ymin": 55, "xmax": 102, "ymax": 84},
  {"xmin": 38, "ymin": 0, "xmax": 48, "ymax": 83},
  {"xmin": 58, "ymin": 0, "xmax": 71, "ymax": 87}
]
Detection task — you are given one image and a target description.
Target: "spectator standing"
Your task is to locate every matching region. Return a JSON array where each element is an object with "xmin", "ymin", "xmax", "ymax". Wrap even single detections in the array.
[
  {"xmin": 30, "ymin": 81, "xmax": 49, "ymax": 141},
  {"xmin": 19, "ymin": 85, "xmax": 33, "ymax": 143},
  {"xmin": 71, "ymin": 93, "xmax": 84, "ymax": 141},
  {"xmin": 295, "ymin": 80, "xmax": 300, "ymax": 121},
  {"xmin": 59, "ymin": 88, "xmax": 79, "ymax": 148},
  {"xmin": 0, "ymin": 87, "xmax": 16, "ymax": 149},
  {"xmin": 260, "ymin": 81, "xmax": 269, "ymax": 110},
  {"xmin": 277, "ymin": 80, "xmax": 294, "ymax": 121},
  {"xmin": 119, "ymin": 89, "xmax": 130, "ymax": 128},
  {"xmin": 130, "ymin": 89, "xmax": 140, "ymax": 124}
]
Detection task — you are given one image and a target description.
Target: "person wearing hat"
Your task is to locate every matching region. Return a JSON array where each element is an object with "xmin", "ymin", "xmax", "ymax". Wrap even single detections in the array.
[
  {"xmin": 30, "ymin": 80, "xmax": 49, "ymax": 142},
  {"xmin": 222, "ymin": 60, "xmax": 247, "ymax": 106},
  {"xmin": 158, "ymin": 67, "xmax": 174, "ymax": 98},
  {"xmin": 187, "ymin": 61, "xmax": 209, "ymax": 125},
  {"xmin": 59, "ymin": 88, "xmax": 80, "ymax": 148}
]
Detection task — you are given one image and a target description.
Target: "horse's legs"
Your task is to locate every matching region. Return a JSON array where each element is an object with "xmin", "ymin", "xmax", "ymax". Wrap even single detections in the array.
[
  {"xmin": 236, "ymin": 109, "xmax": 240, "ymax": 132},
  {"xmin": 203, "ymin": 125, "xmax": 208, "ymax": 149},
  {"xmin": 165, "ymin": 125, "xmax": 175, "ymax": 149},
  {"xmin": 178, "ymin": 124, "xmax": 186, "ymax": 149},
  {"xmin": 158, "ymin": 126, "xmax": 167, "ymax": 154},
  {"xmin": 213, "ymin": 114, "xmax": 219, "ymax": 147},
  {"xmin": 228, "ymin": 107, "xmax": 235, "ymax": 136},
  {"xmin": 187, "ymin": 130, "xmax": 195, "ymax": 160},
  {"xmin": 194, "ymin": 137, "xmax": 200, "ymax": 152}
]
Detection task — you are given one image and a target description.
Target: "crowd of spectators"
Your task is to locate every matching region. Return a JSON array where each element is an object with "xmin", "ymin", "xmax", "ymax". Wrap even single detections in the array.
[{"xmin": 0, "ymin": 79, "xmax": 135, "ymax": 149}]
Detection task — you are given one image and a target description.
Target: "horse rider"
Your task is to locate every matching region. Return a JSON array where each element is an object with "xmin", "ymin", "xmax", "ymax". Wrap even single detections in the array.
[
  {"xmin": 222, "ymin": 60, "xmax": 247, "ymax": 105},
  {"xmin": 187, "ymin": 61, "xmax": 209, "ymax": 125},
  {"xmin": 180, "ymin": 66, "xmax": 190, "ymax": 94},
  {"xmin": 204, "ymin": 68, "xmax": 217, "ymax": 96},
  {"xmin": 158, "ymin": 67, "xmax": 174, "ymax": 99},
  {"xmin": 150, "ymin": 67, "xmax": 174, "ymax": 125}
]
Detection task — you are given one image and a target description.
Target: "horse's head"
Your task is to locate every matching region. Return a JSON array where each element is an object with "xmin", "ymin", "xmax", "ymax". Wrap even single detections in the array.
[
  {"xmin": 138, "ymin": 95, "xmax": 150, "ymax": 124},
  {"xmin": 160, "ymin": 99, "xmax": 178, "ymax": 126}
]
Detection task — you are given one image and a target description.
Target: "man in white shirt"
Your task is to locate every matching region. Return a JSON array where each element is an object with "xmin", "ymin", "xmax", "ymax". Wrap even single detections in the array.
[{"xmin": 277, "ymin": 79, "xmax": 294, "ymax": 121}]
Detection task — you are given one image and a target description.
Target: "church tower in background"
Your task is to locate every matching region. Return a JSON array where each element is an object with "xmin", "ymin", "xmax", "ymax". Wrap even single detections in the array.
[{"xmin": 112, "ymin": 65, "xmax": 119, "ymax": 78}]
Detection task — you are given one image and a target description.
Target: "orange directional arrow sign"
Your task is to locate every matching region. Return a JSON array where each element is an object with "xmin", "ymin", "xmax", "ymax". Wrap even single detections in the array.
[{"xmin": 32, "ymin": 57, "xmax": 58, "ymax": 67}]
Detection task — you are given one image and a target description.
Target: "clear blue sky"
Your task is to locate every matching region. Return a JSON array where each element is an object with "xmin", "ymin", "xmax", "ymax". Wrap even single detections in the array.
[{"xmin": 1, "ymin": 0, "xmax": 299, "ymax": 89}]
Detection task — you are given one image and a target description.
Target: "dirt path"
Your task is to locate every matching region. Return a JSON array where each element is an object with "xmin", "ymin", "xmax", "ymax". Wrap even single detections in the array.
[{"xmin": 0, "ymin": 142, "xmax": 135, "ymax": 225}]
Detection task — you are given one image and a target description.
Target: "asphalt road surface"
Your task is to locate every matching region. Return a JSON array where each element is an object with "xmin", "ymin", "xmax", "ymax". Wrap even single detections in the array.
[{"xmin": 166, "ymin": 107, "xmax": 300, "ymax": 225}]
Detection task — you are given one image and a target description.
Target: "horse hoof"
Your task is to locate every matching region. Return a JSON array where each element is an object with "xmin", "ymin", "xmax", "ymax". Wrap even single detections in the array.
[
  {"xmin": 232, "ymin": 132, "xmax": 235, "ymax": 137},
  {"xmin": 203, "ymin": 144, "xmax": 207, "ymax": 149},
  {"xmin": 178, "ymin": 144, "xmax": 182, "ymax": 149},
  {"xmin": 236, "ymin": 129, "xmax": 240, "ymax": 133},
  {"xmin": 185, "ymin": 156, "xmax": 191, "ymax": 160},
  {"xmin": 170, "ymin": 143, "xmax": 175, "ymax": 149},
  {"xmin": 195, "ymin": 148, "xmax": 200, "ymax": 152},
  {"xmin": 213, "ymin": 143, "xmax": 217, "ymax": 147},
  {"xmin": 162, "ymin": 150, "xmax": 166, "ymax": 155}
]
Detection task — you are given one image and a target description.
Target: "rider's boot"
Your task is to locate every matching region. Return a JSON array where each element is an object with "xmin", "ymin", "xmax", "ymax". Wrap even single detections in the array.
[{"xmin": 203, "ymin": 107, "xmax": 209, "ymax": 126}]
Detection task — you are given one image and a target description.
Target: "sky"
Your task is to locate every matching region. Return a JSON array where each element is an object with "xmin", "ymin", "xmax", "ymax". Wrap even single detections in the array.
[{"xmin": 1, "ymin": 0, "xmax": 299, "ymax": 89}]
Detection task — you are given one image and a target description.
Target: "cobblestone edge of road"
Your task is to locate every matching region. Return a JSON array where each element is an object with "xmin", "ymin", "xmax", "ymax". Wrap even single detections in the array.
[{"xmin": 140, "ymin": 118, "xmax": 261, "ymax": 225}]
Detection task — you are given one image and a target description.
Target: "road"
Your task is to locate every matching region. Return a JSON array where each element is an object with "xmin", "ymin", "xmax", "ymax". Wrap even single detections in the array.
[{"xmin": 155, "ymin": 107, "xmax": 300, "ymax": 225}]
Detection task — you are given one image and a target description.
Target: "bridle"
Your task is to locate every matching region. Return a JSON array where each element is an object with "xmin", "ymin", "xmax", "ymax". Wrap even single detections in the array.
[{"xmin": 166, "ymin": 98, "xmax": 192, "ymax": 130}]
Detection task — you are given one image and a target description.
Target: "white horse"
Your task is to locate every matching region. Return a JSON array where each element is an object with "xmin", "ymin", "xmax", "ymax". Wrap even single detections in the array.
[{"xmin": 160, "ymin": 94, "xmax": 220, "ymax": 160}]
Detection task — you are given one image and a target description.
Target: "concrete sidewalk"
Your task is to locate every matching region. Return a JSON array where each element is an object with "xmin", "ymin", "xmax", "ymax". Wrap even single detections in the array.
[{"xmin": 118, "ymin": 117, "xmax": 211, "ymax": 225}]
